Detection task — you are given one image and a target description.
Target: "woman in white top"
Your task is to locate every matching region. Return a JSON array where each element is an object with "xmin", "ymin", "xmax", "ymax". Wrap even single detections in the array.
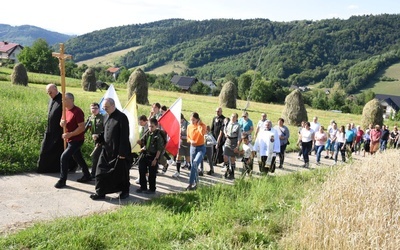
[
  {"xmin": 334, "ymin": 125, "xmax": 346, "ymax": 164},
  {"xmin": 314, "ymin": 126, "xmax": 327, "ymax": 165},
  {"xmin": 299, "ymin": 122, "xmax": 314, "ymax": 168}
]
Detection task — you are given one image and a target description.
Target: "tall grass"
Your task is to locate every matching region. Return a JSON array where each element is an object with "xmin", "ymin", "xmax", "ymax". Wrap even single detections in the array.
[
  {"xmin": 0, "ymin": 170, "xmax": 328, "ymax": 249},
  {"xmin": 284, "ymin": 150, "xmax": 400, "ymax": 249}
]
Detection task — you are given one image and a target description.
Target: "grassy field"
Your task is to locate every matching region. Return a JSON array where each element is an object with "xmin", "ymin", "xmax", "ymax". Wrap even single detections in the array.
[
  {"xmin": 147, "ymin": 61, "xmax": 187, "ymax": 75},
  {"xmin": 362, "ymin": 62, "xmax": 400, "ymax": 95},
  {"xmin": 76, "ymin": 46, "xmax": 142, "ymax": 67}
]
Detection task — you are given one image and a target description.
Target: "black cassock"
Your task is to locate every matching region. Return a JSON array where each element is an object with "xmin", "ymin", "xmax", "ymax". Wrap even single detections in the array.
[
  {"xmin": 95, "ymin": 109, "xmax": 132, "ymax": 195},
  {"xmin": 211, "ymin": 114, "xmax": 225, "ymax": 165},
  {"xmin": 37, "ymin": 92, "xmax": 64, "ymax": 173}
]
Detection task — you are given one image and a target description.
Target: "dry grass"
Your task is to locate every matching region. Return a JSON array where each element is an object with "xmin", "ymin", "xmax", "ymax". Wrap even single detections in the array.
[{"xmin": 283, "ymin": 150, "xmax": 400, "ymax": 249}]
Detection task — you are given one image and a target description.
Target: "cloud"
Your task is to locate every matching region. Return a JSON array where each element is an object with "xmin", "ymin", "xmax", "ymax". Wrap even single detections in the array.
[{"xmin": 348, "ymin": 4, "xmax": 359, "ymax": 10}]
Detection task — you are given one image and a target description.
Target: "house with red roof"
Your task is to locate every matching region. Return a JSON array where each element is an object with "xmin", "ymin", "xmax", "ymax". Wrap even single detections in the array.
[
  {"xmin": 106, "ymin": 67, "xmax": 120, "ymax": 80},
  {"xmin": 0, "ymin": 41, "xmax": 24, "ymax": 63}
]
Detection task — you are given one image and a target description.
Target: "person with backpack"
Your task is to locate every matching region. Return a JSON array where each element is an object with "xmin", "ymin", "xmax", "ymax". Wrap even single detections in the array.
[{"xmin": 137, "ymin": 118, "xmax": 164, "ymax": 194}]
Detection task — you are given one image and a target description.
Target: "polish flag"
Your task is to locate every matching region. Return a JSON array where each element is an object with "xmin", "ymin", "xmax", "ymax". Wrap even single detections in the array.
[{"xmin": 158, "ymin": 98, "xmax": 182, "ymax": 156}]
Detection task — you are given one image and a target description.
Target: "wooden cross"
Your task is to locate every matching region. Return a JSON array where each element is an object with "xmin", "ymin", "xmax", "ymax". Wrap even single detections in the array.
[{"xmin": 52, "ymin": 43, "xmax": 72, "ymax": 149}]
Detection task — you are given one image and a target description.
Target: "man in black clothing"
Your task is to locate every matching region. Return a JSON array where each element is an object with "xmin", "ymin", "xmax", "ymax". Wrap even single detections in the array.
[
  {"xmin": 37, "ymin": 84, "xmax": 64, "ymax": 173},
  {"xmin": 211, "ymin": 107, "xmax": 225, "ymax": 167},
  {"xmin": 90, "ymin": 98, "xmax": 132, "ymax": 200},
  {"xmin": 380, "ymin": 124, "xmax": 390, "ymax": 152},
  {"xmin": 137, "ymin": 118, "xmax": 164, "ymax": 194}
]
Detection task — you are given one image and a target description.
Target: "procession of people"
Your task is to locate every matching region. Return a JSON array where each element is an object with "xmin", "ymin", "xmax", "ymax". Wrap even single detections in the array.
[{"xmin": 38, "ymin": 84, "xmax": 398, "ymax": 200}]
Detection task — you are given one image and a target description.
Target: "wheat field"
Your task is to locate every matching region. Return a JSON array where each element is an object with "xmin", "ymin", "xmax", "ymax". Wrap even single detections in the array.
[{"xmin": 284, "ymin": 149, "xmax": 400, "ymax": 249}]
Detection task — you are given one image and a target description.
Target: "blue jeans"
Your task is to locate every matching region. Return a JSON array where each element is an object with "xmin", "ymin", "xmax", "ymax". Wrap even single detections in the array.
[
  {"xmin": 315, "ymin": 145, "xmax": 325, "ymax": 163},
  {"xmin": 380, "ymin": 139, "xmax": 388, "ymax": 152},
  {"xmin": 189, "ymin": 144, "xmax": 206, "ymax": 185},
  {"xmin": 334, "ymin": 142, "xmax": 346, "ymax": 163},
  {"xmin": 60, "ymin": 140, "xmax": 90, "ymax": 181},
  {"xmin": 301, "ymin": 141, "xmax": 312, "ymax": 163}
]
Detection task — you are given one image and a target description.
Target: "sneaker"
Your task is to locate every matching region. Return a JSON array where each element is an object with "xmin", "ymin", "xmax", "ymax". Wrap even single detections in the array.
[
  {"xmin": 54, "ymin": 179, "xmax": 66, "ymax": 189},
  {"xmin": 330, "ymin": 156, "xmax": 334, "ymax": 160},
  {"xmin": 77, "ymin": 175, "xmax": 92, "ymax": 183},
  {"xmin": 198, "ymin": 171, "xmax": 204, "ymax": 176},
  {"xmin": 161, "ymin": 165, "xmax": 168, "ymax": 174},
  {"xmin": 171, "ymin": 161, "xmax": 177, "ymax": 166},
  {"xmin": 186, "ymin": 184, "xmax": 197, "ymax": 191},
  {"xmin": 278, "ymin": 165, "xmax": 283, "ymax": 169},
  {"xmin": 324, "ymin": 156, "xmax": 329, "ymax": 159},
  {"xmin": 167, "ymin": 159, "xmax": 174, "ymax": 165},
  {"xmin": 172, "ymin": 171, "xmax": 180, "ymax": 178},
  {"xmin": 207, "ymin": 170, "xmax": 214, "ymax": 175},
  {"xmin": 221, "ymin": 166, "xmax": 227, "ymax": 172},
  {"xmin": 135, "ymin": 178, "xmax": 140, "ymax": 184}
]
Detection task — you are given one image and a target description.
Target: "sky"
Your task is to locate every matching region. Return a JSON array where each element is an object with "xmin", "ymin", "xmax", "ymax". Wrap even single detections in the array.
[{"xmin": 2, "ymin": 0, "xmax": 399, "ymax": 35}]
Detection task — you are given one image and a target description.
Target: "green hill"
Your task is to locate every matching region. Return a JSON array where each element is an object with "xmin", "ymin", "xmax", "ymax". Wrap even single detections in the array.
[
  {"xmin": 361, "ymin": 62, "xmax": 400, "ymax": 95},
  {"xmin": 63, "ymin": 15, "xmax": 400, "ymax": 94},
  {"xmin": 0, "ymin": 24, "xmax": 73, "ymax": 46}
]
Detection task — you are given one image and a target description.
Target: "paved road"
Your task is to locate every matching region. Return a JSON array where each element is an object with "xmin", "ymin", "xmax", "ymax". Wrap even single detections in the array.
[{"xmin": 0, "ymin": 151, "xmax": 362, "ymax": 234}]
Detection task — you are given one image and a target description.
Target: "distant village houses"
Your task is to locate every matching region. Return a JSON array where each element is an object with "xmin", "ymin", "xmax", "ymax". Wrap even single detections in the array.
[
  {"xmin": 170, "ymin": 75, "xmax": 215, "ymax": 92},
  {"xmin": 375, "ymin": 94, "xmax": 400, "ymax": 119},
  {"xmin": 106, "ymin": 67, "xmax": 120, "ymax": 81},
  {"xmin": 0, "ymin": 41, "xmax": 23, "ymax": 64}
]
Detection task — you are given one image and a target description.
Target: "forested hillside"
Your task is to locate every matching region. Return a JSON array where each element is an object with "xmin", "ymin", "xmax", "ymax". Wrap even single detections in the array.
[
  {"xmin": 0, "ymin": 24, "xmax": 73, "ymax": 46},
  {"xmin": 64, "ymin": 15, "xmax": 400, "ymax": 93}
]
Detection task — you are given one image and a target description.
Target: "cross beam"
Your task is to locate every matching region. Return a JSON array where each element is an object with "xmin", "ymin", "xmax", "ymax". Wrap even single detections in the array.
[{"xmin": 52, "ymin": 43, "xmax": 72, "ymax": 149}]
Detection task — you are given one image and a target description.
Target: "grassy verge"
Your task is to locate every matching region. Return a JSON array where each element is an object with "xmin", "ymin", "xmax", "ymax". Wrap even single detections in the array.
[{"xmin": 0, "ymin": 169, "xmax": 329, "ymax": 249}]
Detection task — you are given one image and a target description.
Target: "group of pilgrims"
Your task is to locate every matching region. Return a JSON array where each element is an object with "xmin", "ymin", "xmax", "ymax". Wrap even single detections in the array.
[{"xmin": 41, "ymin": 83, "xmax": 398, "ymax": 198}]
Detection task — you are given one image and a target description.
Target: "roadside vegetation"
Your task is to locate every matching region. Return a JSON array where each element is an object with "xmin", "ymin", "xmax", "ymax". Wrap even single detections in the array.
[{"xmin": 0, "ymin": 169, "xmax": 328, "ymax": 249}]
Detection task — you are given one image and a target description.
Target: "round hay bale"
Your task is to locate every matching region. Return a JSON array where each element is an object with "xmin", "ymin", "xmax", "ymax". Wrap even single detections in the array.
[
  {"xmin": 282, "ymin": 89, "xmax": 308, "ymax": 126},
  {"xmin": 127, "ymin": 68, "xmax": 149, "ymax": 105},
  {"xmin": 11, "ymin": 63, "xmax": 28, "ymax": 86},
  {"xmin": 81, "ymin": 68, "xmax": 97, "ymax": 92},
  {"xmin": 219, "ymin": 81, "xmax": 237, "ymax": 108},
  {"xmin": 361, "ymin": 98, "xmax": 383, "ymax": 129}
]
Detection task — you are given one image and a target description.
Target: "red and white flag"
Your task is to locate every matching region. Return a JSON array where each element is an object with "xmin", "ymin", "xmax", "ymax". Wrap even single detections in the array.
[{"xmin": 158, "ymin": 98, "xmax": 182, "ymax": 156}]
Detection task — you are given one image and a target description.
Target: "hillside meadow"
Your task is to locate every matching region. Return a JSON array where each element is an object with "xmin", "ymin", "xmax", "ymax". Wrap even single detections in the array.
[
  {"xmin": 362, "ymin": 62, "xmax": 400, "ymax": 95},
  {"xmin": 76, "ymin": 46, "xmax": 142, "ymax": 67}
]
